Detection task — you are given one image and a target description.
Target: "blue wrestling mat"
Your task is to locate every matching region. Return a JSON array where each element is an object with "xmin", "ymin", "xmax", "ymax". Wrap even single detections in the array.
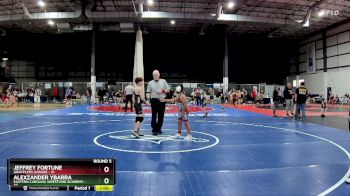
[{"xmin": 0, "ymin": 104, "xmax": 350, "ymax": 195}]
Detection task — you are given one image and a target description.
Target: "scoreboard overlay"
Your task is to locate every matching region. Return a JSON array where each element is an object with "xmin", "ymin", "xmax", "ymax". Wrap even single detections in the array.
[{"xmin": 7, "ymin": 158, "xmax": 116, "ymax": 191}]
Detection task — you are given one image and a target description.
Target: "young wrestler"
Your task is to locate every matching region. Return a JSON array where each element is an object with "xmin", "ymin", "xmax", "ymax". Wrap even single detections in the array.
[
  {"xmin": 201, "ymin": 90, "xmax": 208, "ymax": 118},
  {"xmin": 132, "ymin": 77, "xmax": 147, "ymax": 138},
  {"xmin": 321, "ymin": 94, "xmax": 327, "ymax": 118},
  {"xmin": 220, "ymin": 91, "xmax": 225, "ymax": 112},
  {"xmin": 161, "ymin": 85, "xmax": 192, "ymax": 141}
]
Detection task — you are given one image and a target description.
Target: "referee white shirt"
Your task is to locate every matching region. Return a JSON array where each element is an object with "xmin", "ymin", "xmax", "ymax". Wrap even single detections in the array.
[
  {"xmin": 147, "ymin": 79, "xmax": 169, "ymax": 99},
  {"xmin": 124, "ymin": 84, "xmax": 134, "ymax": 96}
]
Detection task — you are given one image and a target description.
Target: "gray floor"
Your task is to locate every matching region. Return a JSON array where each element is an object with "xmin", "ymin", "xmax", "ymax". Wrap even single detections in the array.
[
  {"xmin": 307, "ymin": 116, "xmax": 349, "ymax": 132},
  {"xmin": 258, "ymin": 104, "xmax": 350, "ymax": 132}
]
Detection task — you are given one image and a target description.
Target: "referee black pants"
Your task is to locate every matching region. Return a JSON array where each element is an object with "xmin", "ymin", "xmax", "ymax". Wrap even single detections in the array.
[
  {"xmin": 125, "ymin": 95, "xmax": 133, "ymax": 112},
  {"xmin": 151, "ymin": 98, "xmax": 166, "ymax": 133}
]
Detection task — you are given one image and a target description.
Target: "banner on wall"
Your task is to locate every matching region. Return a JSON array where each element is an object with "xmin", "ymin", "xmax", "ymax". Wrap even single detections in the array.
[
  {"xmin": 190, "ymin": 83, "xmax": 198, "ymax": 88},
  {"xmin": 34, "ymin": 95, "xmax": 40, "ymax": 103},
  {"xmin": 44, "ymin": 83, "xmax": 51, "ymax": 89},
  {"xmin": 213, "ymin": 83, "xmax": 223, "ymax": 89},
  {"xmin": 183, "ymin": 83, "xmax": 191, "ymax": 88},
  {"xmin": 259, "ymin": 85, "xmax": 265, "ymax": 94},
  {"xmin": 306, "ymin": 42, "xmax": 316, "ymax": 74}
]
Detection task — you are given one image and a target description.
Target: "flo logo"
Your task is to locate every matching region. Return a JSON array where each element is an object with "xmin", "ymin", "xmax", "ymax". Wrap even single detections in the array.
[
  {"xmin": 94, "ymin": 129, "xmax": 219, "ymax": 154},
  {"xmin": 318, "ymin": 10, "xmax": 340, "ymax": 17}
]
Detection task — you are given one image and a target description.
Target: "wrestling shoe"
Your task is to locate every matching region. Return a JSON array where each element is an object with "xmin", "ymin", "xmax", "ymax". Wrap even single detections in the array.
[
  {"xmin": 170, "ymin": 133, "xmax": 182, "ymax": 139},
  {"xmin": 184, "ymin": 134, "xmax": 192, "ymax": 141}
]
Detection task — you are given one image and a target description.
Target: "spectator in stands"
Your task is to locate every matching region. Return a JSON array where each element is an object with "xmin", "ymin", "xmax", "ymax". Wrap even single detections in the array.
[
  {"xmin": 97, "ymin": 88, "xmax": 104, "ymax": 104},
  {"xmin": 272, "ymin": 85, "xmax": 280, "ymax": 117},
  {"xmin": 251, "ymin": 88, "xmax": 257, "ymax": 103},
  {"xmin": 26, "ymin": 88, "xmax": 33, "ymax": 103},
  {"xmin": 2, "ymin": 89, "xmax": 10, "ymax": 107},
  {"xmin": 240, "ymin": 90, "xmax": 244, "ymax": 104},
  {"xmin": 17, "ymin": 90, "xmax": 25, "ymax": 103},
  {"xmin": 201, "ymin": 89, "xmax": 208, "ymax": 118},
  {"xmin": 107, "ymin": 86, "xmax": 115, "ymax": 103},
  {"xmin": 65, "ymin": 87, "xmax": 73, "ymax": 105},
  {"xmin": 35, "ymin": 88, "xmax": 42, "ymax": 97},
  {"xmin": 220, "ymin": 91, "xmax": 225, "ymax": 112},
  {"xmin": 283, "ymin": 83, "xmax": 294, "ymax": 117},
  {"xmin": 256, "ymin": 93, "xmax": 264, "ymax": 104},
  {"xmin": 342, "ymin": 94, "xmax": 348, "ymax": 104},
  {"xmin": 242, "ymin": 88, "xmax": 248, "ymax": 103},
  {"xmin": 75, "ymin": 93, "xmax": 81, "ymax": 99},
  {"xmin": 231, "ymin": 90, "xmax": 238, "ymax": 107},
  {"xmin": 320, "ymin": 93, "xmax": 327, "ymax": 117},
  {"xmin": 236, "ymin": 90, "xmax": 242, "ymax": 104},
  {"xmin": 13, "ymin": 88, "xmax": 19, "ymax": 106},
  {"xmin": 226, "ymin": 89, "xmax": 230, "ymax": 102},
  {"xmin": 115, "ymin": 90, "xmax": 123, "ymax": 103},
  {"xmin": 208, "ymin": 87, "xmax": 214, "ymax": 104},
  {"xmin": 195, "ymin": 88, "xmax": 201, "ymax": 106},
  {"xmin": 2, "ymin": 87, "xmax": 16, "ymax": 107},
  {"xmin": 295, "ymin": 82, "xmax": 308, "ymax": 121},
  {"xmin": 345, "ymin": 93, "xmax": 350, "ymax": 104},
  {"xmin": 328, "ymin": 94, "xmax": 335, "ymax": 104},
  {"xmin": 86, "ymin": 87, "xmax": 92, "ymax": 105},
  {"xmin": 335, "ymin": 95, "xmax": 340, "ymax": 104},
  {"xmin": 189, "ymin": 91, "xmax": 194, "ymax": 104},
  {"xmin": 7, "ymin": 85, "xmax": 12, "ymax": 93},
  {"xmin": 52, "ymin": 86, "xmax": 59, "ymax": 102}
]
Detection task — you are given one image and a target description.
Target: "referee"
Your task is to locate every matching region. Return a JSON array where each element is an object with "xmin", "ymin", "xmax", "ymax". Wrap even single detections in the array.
[
  {"xmin": 124, "ymin": 83, "xmax": 134, "ymax": 112},
  {"xmin": 147, "ymin": 70, "xmax": 169, "ymax": 135}
]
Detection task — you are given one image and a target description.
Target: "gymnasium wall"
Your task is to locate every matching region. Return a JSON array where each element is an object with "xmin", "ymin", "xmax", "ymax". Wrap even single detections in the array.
[
  {"xmin": 2, "ymin": 32, "xmax": 294, "ymax": 84},
  {"xmin": 289, "ymin": 21, "xmax": 350, "ymax": 96}
]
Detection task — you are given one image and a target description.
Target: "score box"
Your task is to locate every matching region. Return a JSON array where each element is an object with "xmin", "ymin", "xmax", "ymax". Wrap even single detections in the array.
[{"xmin": 7, "ymin": 158, "xmax": 116, "ymax": 191}]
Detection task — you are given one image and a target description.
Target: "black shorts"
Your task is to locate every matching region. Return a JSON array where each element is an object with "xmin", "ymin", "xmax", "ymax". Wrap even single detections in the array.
[
  {"xmin": 210, "ymin": 95, "xmax": 214, "ymax": 99},
  {"xmin": 125, "ymin": 95, "xmax": 133, "ymax": 101},
  {"xmin": 134, "ymin": 104, "xmax": 143, "ymax": 114},
  {"xmin": 135, "ymin": 116, "xmax": 144, "ymax": 123}
]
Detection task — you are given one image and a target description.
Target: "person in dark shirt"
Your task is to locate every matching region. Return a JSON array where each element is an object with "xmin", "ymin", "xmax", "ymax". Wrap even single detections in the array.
[
  {"xmin": 97, "ymin": 88, "xmax": 104, "ymax": 104},
  {"xmin": 65, "ymin": 87, "xmax": 73, "ymax": 105},
  {"xmin": 195, "ymin": 88, "xmax": 201, "ymax": 106},
  {"xmin": 86, "ymin": 87, "xmax": 92, "ymax": 105},
  {"xmin": 220, "ymin": 91, "xmax": 225, "ymax": 112},
  {"xmin": 295, "ymin": 82, "xmax": 308, "ymax": 121},
  {"xmin": 320, "ymin": 94, "xmax": 327, "ymax": 118},
  {"xmin": 272, "ymin": 86, "xmax": 280, "ymax": 117},
  {"xmin": 107, "ymin": 86, "xmax": 115, "ymax": 103},
  {"xmin": 283, "ymin": 83, "xmax": 294, "ymax": 118}
]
